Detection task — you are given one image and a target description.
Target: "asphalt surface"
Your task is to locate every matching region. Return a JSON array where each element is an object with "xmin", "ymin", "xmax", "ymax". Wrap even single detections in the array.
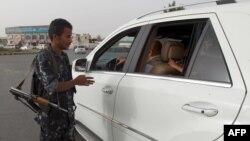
[{"xmin": 0, "ymin": 49, "xmax": 90, "ymax": 141}]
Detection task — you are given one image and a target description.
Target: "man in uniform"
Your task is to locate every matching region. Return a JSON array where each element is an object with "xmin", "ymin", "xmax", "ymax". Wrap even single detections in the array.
[{"xmin": 35, "ymin": 18, "xmax": 94, "ymax": 141}]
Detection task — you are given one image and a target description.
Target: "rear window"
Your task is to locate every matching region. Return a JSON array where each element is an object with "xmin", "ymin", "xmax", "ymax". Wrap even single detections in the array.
[{"xmin": 135, "ymin": 19, "xmax": 230, "ymax": 83}]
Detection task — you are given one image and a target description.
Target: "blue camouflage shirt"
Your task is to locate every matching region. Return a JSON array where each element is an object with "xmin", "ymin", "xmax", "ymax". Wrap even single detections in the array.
[{"xmin": 35, "ymin": 46, "xmax": 76, "ymax": 112}]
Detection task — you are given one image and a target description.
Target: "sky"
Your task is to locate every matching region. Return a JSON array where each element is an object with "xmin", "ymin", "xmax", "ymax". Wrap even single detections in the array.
[{"xmin": 0, "ymin": 0, "xmax": 248, "ymax": 38}]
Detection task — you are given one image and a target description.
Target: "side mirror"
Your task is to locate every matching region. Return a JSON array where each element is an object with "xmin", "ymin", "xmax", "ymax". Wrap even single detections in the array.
[{"xmin": 75, "ymin": 58, "xmax": 88, "ymax": 72}]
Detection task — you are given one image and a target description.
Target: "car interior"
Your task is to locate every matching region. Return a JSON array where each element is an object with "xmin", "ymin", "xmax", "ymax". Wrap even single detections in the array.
[
  {"xmin": 137, "ymin": 19, "xmax": 208, "ymax": 77},
  {"xmin": 151, "ymin": 40, "xmax": 185, "ymax": 75}
]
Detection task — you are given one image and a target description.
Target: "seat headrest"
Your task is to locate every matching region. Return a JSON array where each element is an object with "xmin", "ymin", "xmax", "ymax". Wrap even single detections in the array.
[{"xmin": 161, "ymin": 41, "xmax": 185, "ymax": 62}]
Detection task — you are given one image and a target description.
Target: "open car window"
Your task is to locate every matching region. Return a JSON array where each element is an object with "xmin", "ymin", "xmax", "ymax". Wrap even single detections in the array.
[
  {"xmin": 135, "ymin": 19, "xmax": 207, "ymax": 76},
  {"xmin": 90, "ymin": 28, "xmax": 140, "ymax": 72},
  {"xmin": 135, "ymin": 19, "xmax": 230, "ymax": 83}
]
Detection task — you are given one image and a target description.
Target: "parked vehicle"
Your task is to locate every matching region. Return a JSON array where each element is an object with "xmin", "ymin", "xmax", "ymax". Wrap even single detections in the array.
[
  {"xmin": 36, "ymin": 44, "xmax": 47, "ymax": 49},
  {"xmin": 72, "ymin": 1, "xmax": 250, "ymax": 141},
  {"xmin": 3, "ymin": 45, "xmax": 16, "ymax": 49},
  {"xmin": 87, "ymin": 44, "xmax": 98, "ymax": 50},
  {"xmin": 74, "ymin": 45, "xmax": 86, "ymax": 54},
  {"xmin": 20, "ymin": 46, "xmax": 28, "ymax": 50},
  {"xmin": 20, "ymin": 44, "xmax": 33, "ymax": 50}
]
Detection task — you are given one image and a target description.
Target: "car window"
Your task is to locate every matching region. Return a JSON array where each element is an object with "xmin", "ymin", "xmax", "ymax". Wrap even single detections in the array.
[
  {"xmin": 91, "ymin": 29, "xmax": 139, "ymax": 72},
  {"xmin": 135, "ymin": 19, "xmax": 207, "ymax": 76},
  {"xmin": 134, "ymin": 19, "xmax": 230, "ymax": 83},
  {"xmin": 189, "ymin": 24, "xmax": 230, "ymax": 83}
]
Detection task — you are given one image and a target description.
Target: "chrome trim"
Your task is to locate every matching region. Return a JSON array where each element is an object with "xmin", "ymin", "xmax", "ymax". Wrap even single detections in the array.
[
  {"xmin": 75, "ymin": 120, "xmax": 103, "ymax": 141},
  {"xmin": 77, "ymin": 103, "xmax": 113, "ymax": 121},
  {"xmin": 77, "ymin": 103, "xmax": 158, "ymax": 141},
  {"xmin": 89, "ymin": 71, "xmax": 126, "ymax": 75},
  {"xmin": 126, "ymin": 73, "xmax": 232, "ymax": 88}
]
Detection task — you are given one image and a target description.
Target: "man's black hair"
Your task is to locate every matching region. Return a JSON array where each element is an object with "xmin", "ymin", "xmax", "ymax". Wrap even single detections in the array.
[{"xmin": 48, "ymin": 18, "xmax": 72, "ymax": 41}]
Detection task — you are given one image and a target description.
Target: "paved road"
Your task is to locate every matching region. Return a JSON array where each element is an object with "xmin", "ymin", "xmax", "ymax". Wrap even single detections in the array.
[{"xmin": 0, "ymin": 49, "xmax": 90, "ymax": 141}]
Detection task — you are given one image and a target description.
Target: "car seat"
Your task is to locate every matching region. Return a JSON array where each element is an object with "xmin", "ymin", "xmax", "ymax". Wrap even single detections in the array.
[{"xmin": 151, "ymin": 41, "xmax": 185, "ymax": 75}]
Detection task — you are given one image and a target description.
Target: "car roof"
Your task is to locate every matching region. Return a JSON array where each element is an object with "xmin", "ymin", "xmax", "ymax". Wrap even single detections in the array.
[
  {"xmin": 110, "ymin": 2, "xmax": 250, "ymax": 34},
  {"xmin": 140, "ymin": 2, "xmax": 249, "ymax": 19},
  {"xmin": 93, "ymin": 1, "xmax": 250, "ymax": 60}
]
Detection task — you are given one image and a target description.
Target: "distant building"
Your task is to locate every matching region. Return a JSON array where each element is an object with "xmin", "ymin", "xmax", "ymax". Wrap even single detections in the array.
[
  {"xmin": 5, "ymin": 26, "xmax": 98, "ymax": 49},
  {"xmin": 5, "ymin": 25, "xmax": 49, "ymax": 47},
  {"xmin": 0, "ymin": 37, "xmax": 7, "ymax": 46},
  {"xmin": 80, "ymin": 33, "xmax": 91, "ymax": 47},
  {"xmin": 70, "ymin": 33, "xmax": 81, "ymax": 49}
]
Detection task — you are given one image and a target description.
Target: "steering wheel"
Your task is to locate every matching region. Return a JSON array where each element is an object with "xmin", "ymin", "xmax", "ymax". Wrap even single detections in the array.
[{"xmin": 106, "ymin": 58, "xmax": 124, "ymax": 71}]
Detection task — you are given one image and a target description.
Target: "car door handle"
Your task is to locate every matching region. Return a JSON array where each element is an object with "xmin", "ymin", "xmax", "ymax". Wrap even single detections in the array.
[
  {"xmin": 102, "ymin": 86, "xmax": 113, "ymax": 94},
  {"xmin": 182, "ymin": 103, "xmax": 218, "ymax": 117}
]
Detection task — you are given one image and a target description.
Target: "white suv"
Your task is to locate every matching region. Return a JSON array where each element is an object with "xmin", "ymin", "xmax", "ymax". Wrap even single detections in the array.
[{"xmin": 72, "ymin": 1, "xmax": 250, "ymax": 141}]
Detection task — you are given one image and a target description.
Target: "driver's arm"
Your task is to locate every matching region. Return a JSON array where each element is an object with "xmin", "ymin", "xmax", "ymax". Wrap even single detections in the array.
[{"xmin": 116, "ymin": 56, "xmax": 126, "ymax": 65}]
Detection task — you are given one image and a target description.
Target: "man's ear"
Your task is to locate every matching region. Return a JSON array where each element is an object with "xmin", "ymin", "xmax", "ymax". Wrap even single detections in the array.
[
  {"xmin": 52, "ymin": 34, "xmax": 58, "ymax": 41},
  {"xmin": 52, "ymin": 34, "xmax": 59, "ymax": 41}
]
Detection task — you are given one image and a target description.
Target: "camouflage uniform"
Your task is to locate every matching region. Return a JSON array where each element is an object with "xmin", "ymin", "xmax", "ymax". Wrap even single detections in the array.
[{"xmin": 35, "ymin": 46, "xmax": 76, "ymax": 141}]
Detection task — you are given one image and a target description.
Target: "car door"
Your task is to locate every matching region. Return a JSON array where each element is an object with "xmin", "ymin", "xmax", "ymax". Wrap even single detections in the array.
[
  {"xmin": 72, "ymin": 26, "xmax": 146, "ymax": 141},
  {"xmin": 113, "ymin": 14, "xmax": 246, "ymax": 141}
]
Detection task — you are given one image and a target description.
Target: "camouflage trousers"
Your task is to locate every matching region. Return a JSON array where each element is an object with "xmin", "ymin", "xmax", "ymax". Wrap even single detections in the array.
[{"xmin": 39, "ymin": 109, "xmax": 75, "ymax": 141}]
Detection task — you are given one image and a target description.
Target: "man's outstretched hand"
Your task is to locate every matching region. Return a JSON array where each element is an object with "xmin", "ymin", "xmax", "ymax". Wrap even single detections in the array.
[{"xmin": 74, "ymin": 75, "xmax": 95, "ymax": 86}]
